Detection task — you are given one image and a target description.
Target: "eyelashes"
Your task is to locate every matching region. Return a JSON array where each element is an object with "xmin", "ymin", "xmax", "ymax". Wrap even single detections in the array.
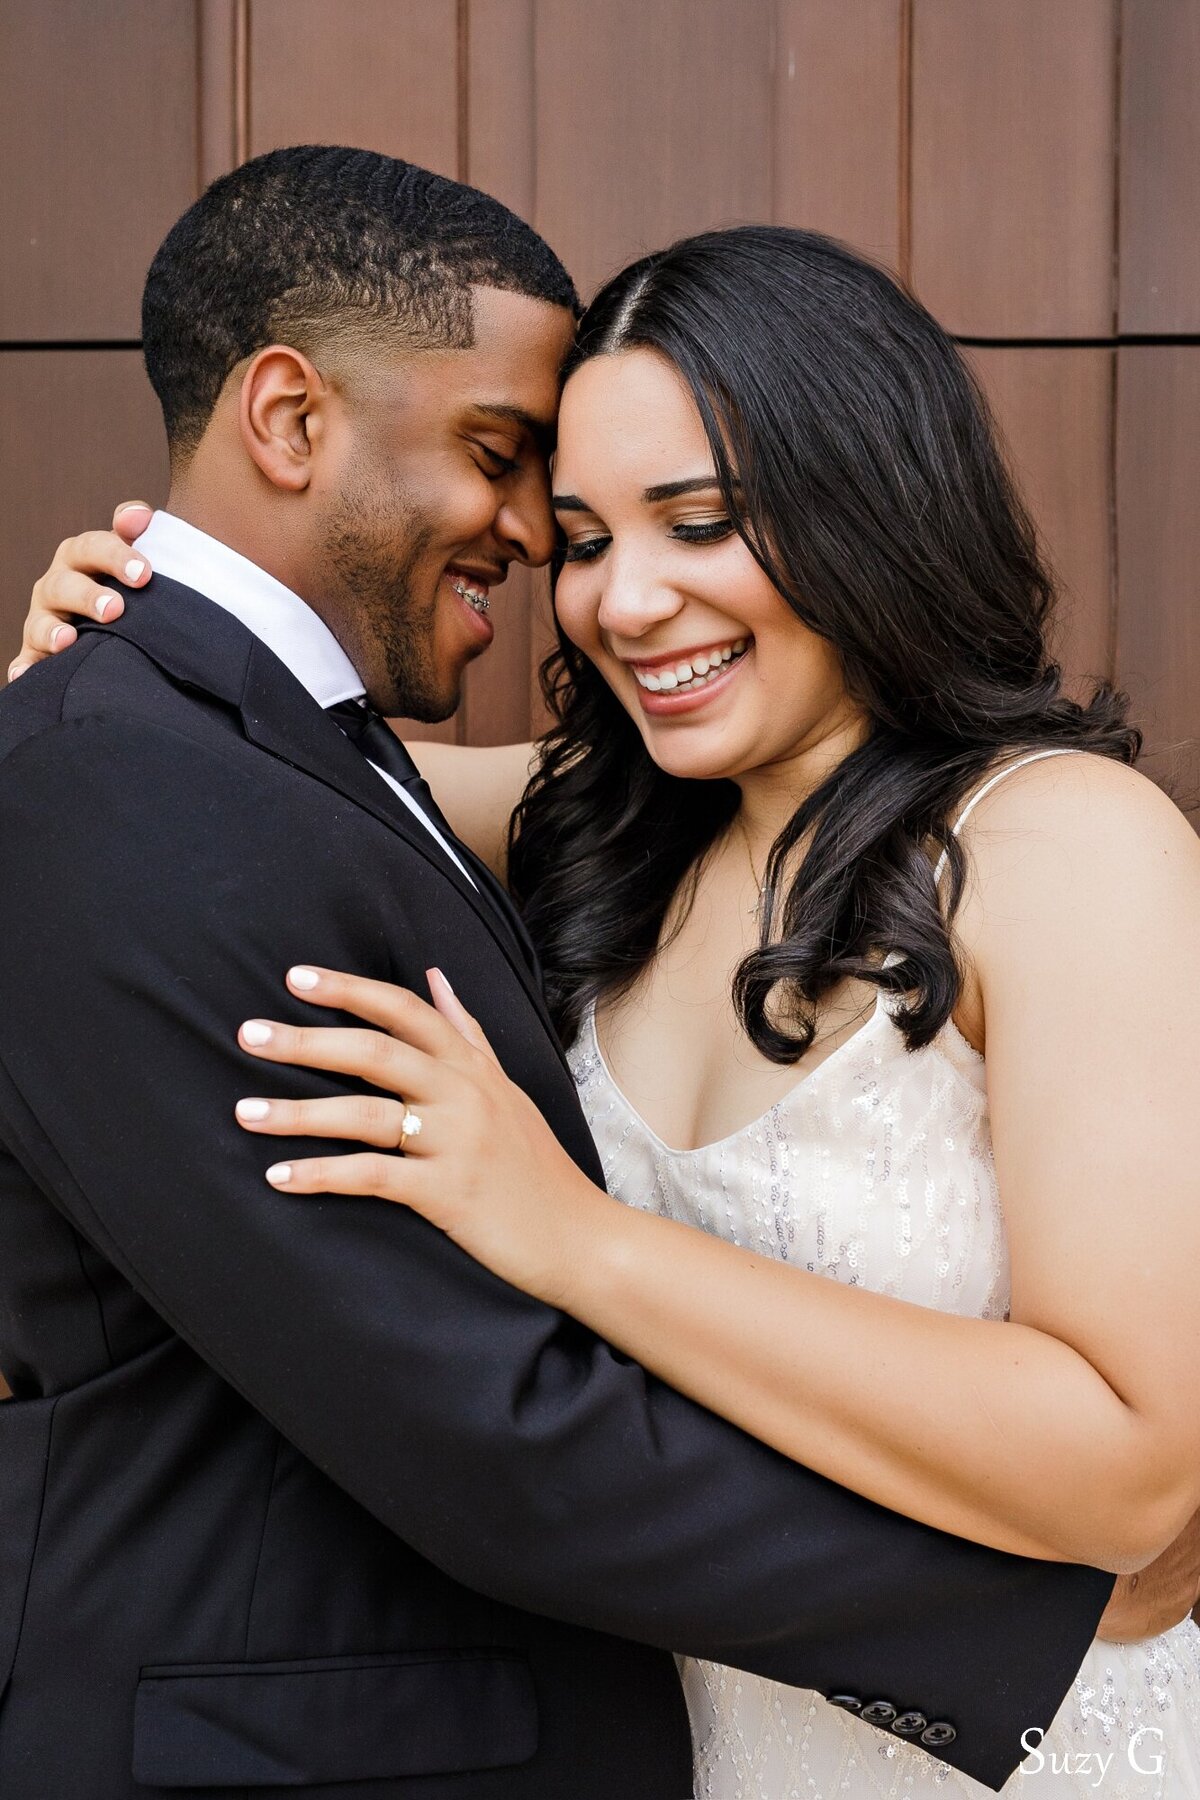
[
  {"xmin": 474, "ymin": 444, "xmax": 521, "ymax": 481},
  {"xmin": 561, "ymin": 535, "xmax": 609, "ymax": 564},
  {"xmin": 560, "ymin": 518, "xmax": 735, "ymax": 564}
]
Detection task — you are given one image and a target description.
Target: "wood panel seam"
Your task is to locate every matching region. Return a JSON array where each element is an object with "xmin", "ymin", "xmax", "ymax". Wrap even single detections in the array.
[{"xmin": 897, "ymin": 0, "xmax": 913, "ymax": 286}]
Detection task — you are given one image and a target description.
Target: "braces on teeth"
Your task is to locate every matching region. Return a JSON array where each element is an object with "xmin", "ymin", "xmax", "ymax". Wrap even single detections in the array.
[
  {"xmin": 634, "ymin": 639, "xmax": 748, "ymax": 692},
  {"xmin": 450, "ymin": 577, "xmax": 490, "ymax": 614}
]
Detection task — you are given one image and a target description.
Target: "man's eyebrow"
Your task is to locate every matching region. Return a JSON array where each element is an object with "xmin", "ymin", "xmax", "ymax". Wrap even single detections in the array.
[{"xmin": 471, "ymin": 403, "xmax": 556, "ymax": 456}]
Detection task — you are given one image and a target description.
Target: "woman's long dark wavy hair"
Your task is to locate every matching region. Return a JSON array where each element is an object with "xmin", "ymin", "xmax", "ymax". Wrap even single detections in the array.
[{"xmin": 507, "ymin": 227, "xmax": 1139, "ymax": 1062}]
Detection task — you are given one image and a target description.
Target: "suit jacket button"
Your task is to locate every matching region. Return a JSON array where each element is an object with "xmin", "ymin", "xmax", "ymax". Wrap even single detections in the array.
[
  {"xmin": 921, "ymin": 1721, "xmax": 957, "ymax": 1748},
  {"xmin": 892, "ymin": 1711, "xmax": 927, "ymax": 1737},
  {"xmin": 827, "ymin": 1693, "xmax": 863, "ymax": 1713},
  {"xmin": 860, "ymin": 1700, "xmax": 898, "ymax": 1726}
]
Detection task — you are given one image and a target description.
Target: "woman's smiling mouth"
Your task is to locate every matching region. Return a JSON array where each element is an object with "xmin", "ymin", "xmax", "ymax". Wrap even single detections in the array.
[{"xmin": 626, "ymin": 638, "xmax": 751, "ymax": 715}]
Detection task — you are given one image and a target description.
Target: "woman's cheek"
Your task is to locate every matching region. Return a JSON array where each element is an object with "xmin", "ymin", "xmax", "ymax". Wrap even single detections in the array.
[{"xmin": 552, "ymin": 572, "xmax": 603, "ymax": 657}]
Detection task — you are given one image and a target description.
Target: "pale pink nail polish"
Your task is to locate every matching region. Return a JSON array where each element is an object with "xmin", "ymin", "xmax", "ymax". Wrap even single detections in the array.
[
  {"xmin": 266, "ymin": 1164, "xmax": 292, "ymax": 1186},
  {"xmin": 125, "ymin": 559, "xmax": 145, "ymax": 581},
  {"xmin": 288, "ymin": 967, "xmax": 320, "ymax": 991},
  {"xmin": 241, "ymin": 1021, "xmax": 273, "ymax": 1046}
]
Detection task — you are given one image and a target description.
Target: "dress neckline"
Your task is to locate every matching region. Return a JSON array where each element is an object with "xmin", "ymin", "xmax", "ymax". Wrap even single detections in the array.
[
  {"xmin": 586, "ymin": 994, "xmax": 899, "ymax": 1159},
  {"xmin": 585, "ymin": 755, "xmax": 1074, "ymax": 1159}
]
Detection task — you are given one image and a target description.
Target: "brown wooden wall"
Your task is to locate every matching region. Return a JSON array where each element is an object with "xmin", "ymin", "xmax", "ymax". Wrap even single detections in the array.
[{"xmin": 2, "ymin": 0, "xmax": 1197, "ymax": 787}]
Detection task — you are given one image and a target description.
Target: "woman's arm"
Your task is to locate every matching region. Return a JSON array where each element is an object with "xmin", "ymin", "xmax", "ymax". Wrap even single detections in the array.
[
  {"xmin": 9, "ymin": 505, "xmax": 536, "ymax": 878},
  {"xmin": 236, "ymin": 755, "xmax": 1200, "ymax": 1574},
  {"xmin": 408, "ymin": 740, "xmax": 537, "ymax": 878},
  {"xmin": 545, "ymin": 755, "xmax": 1200, "ymax": 1570}
]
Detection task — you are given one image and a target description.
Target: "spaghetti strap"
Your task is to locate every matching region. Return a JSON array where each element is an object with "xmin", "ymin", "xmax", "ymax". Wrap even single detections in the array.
[{"xmin": 932, "ymin": 748, "xmax": 1079, "ymax": 887}]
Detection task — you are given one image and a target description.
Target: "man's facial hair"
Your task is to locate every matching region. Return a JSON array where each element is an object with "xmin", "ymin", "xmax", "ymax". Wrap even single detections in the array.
[{"xmin": 323, "ymin": 469, "xmax": 456, "ymax": 723}]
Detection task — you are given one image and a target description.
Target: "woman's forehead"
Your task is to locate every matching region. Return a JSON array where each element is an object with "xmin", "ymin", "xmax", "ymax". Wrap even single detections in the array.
[{"xmin": 556, "ymin": 350, "xmax": 709, "ymax": 488}]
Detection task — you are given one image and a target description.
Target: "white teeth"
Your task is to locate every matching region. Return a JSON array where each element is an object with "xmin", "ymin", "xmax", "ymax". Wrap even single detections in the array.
[{"xmin": 632, "ymin": 641, "xmax": 751, "ymax": 692}]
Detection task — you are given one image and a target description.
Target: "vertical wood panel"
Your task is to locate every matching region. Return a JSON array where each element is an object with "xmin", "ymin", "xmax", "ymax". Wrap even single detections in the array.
[
  {"xmin": 773, "ymin": 0, "xmax": 903, "ymax": 270},
  {"xmin": 466, "ymin": 0, "xmax": 536, "ymax": 221},
  {"xmin": 198, "ymin": 0, "xmax": 240, "ymax": 189},
  {"xmin": 965, "ymin": 348, "xmax": 1114, "ymax": 691},
  {"xmin": 910, "ymin": 0, "xmax": 1118, "ymax": 337},
  {"xmin": 248, "ymin": 0, "xmax": 459, "ymax": 172},
  {"xmin": 0, "ymin": 353, "xmax": 168, "ymax": 657},
  {"xmin": 533, "ymin": 0, "xmax": 775, "ymax": 304},
  {"xmin": 0, "ymin": 0, "xmax": 199, "ymax": 338},
  {"xmin": 459, "ymin": 0, "xmax": 539, "ymax": 746},
  {"xmin": 1115, "ymin": 348, "xmax": 1200, "ymax": 812},
  {"xmin": 1118, "ymin": 0, "xmax": 1200, "ymax": 333}
]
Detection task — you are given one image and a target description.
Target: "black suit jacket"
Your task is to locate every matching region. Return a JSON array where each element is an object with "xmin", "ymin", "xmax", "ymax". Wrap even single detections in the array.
[{"xmin": 0, "ymin": 576, "xmax": 1111, "ymax": 1797}]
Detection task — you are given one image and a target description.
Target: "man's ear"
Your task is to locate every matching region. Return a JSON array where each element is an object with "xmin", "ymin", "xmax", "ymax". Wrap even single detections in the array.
[{"xmin": 237, "ymin": 345, "xmax": 327, "ymax": 492}]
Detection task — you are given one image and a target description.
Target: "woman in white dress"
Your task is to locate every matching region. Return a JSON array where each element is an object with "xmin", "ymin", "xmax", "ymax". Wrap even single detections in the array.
[{"xmin": 21, "ymin": 228, "xmax": 1200, "ymax": 1795}]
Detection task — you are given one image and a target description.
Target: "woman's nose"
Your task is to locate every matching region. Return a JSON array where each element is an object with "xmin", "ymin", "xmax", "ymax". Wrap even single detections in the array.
[{"xmin": 596, "ymin": 563, "xmax": 683, "ymax": 640}]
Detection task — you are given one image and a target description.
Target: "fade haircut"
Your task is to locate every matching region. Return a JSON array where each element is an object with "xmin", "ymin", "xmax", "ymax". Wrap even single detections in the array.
[{"xmin": 142, "ymin": 144, "xmax": 579, "ymax": 463}]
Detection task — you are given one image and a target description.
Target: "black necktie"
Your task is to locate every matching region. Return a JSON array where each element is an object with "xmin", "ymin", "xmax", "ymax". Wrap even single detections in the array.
[
  {"xmin": 326, "ymin": 699, "xmax": 541, "ymax": 978},
  {"xmin": 326, "ymin": 700, "xmax": 456, "ymax": 840}
]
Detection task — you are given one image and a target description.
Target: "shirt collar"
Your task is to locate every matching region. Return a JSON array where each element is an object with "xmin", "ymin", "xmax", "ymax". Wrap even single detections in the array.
[{"xmin": 132, "ymin": 511, "xmax": 366, "ymax": 709}]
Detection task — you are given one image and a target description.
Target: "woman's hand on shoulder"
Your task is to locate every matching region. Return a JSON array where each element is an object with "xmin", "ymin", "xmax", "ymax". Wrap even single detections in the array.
[
  {"xmin": 9, "ymin": 501, "xmax": 154, "ymax": 682},
  {"xmin": 233, "ymin": 963, "xmax": 612, "ymax": 1308}
]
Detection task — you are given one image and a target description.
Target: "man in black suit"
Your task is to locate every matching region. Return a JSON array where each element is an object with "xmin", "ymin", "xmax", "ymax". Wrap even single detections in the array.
[{"xmin": 0, "ymin": 146, "xmax": 1110, "ymax": 1798}]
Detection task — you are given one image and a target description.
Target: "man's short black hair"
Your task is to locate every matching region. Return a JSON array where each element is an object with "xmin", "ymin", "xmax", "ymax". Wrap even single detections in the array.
[{"xmin": 142, "ymin": 144, "xmax": 579, "ymax": 462}]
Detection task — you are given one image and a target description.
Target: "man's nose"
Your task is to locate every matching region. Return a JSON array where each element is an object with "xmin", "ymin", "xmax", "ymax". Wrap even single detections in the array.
[{"xmin": 495, "ymin": 476, "xmax": 557, "ymax": 569}]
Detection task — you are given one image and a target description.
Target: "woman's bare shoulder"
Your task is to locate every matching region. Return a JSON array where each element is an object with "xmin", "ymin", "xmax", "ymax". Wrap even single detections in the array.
[
  {"xmin": 960, "ymin": 751, "xmax": 1195, "ymax": 881},
  {"xmin": 405, "ymin": 738, "xmax": 541, "ymax": 880},
  {"xmin": 954, "ymin": 749, "xmax": 1199, "ymax": 983}
]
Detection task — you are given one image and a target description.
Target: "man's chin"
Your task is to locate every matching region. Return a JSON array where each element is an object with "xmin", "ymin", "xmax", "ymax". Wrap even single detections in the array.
[{"xmin": 375, "ymin": 677, "xmax": 464, "ymax": 726}]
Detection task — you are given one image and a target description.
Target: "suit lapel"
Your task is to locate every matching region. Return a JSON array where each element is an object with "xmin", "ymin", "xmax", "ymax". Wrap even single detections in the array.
[{"xmin": 89, "ymin": 580, "xmax": 565, "ymax": 1047}]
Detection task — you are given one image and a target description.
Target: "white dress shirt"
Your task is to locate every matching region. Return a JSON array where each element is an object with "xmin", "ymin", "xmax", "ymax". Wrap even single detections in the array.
[{"xmin": 133, "ymin": 511, "xmax": 474, "ymax": 882}]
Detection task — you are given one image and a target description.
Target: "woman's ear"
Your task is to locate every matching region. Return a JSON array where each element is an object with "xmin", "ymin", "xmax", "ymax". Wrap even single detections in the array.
[{"xmin": 237, "ymin": 345, "xmax": 327, "ymax": 492}]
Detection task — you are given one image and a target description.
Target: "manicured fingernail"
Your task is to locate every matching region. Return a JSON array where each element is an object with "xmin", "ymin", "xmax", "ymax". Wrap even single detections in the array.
[
  {"xmin": 50, "ymin": 626, "xmax": 69, "ymax": 649},
  {"xmin": 125, "ymin": 559, "xmax": 145, "ymax": 581},
  {"xmin": 95, "ymin": 593, "xmax": 117, "ymax": 619},
  {"xmin": 236, "ymin": 1098, "xmax": 271, "ymax": 1121},
  {"xmin": 6, "ymin": 663, "xmax": 20, "ymax": 683},
  {"xmin": 241, "ymin": 1021, "xmax": 273, "ymax": 1046},
  {"xmin": 288, "ymin": 966, "xmax": 320, "ymax": 990},
  {"xmin": 266, "ymin": 1163, "xmax": 292, "ymax": 1186},
  {"xmin": 430, "ymin": 967, "xmax": 455, "ymax": 998}
]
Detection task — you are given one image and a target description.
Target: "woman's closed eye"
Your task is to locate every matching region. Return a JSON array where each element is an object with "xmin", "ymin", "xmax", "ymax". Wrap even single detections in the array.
[
  {"xmin": 672, "ymin": 518, "xmax": 735, "ymax": 546},
  {"xmin": 561, "ymin": 533, "xmax": 612, "ymax": 563},
  {"xmin": 561, "ymin": 518, "xmax": 735, "ymax": 564}
]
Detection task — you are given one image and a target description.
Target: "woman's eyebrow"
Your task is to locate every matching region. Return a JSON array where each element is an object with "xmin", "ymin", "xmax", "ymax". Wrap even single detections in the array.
[
  {"xmin": 641, "ymin": 475, "xmax": 722, "ymax": 503},
  {"xmin": 553, "ymin": 474, "xmax": 731, "ymax": 512}
]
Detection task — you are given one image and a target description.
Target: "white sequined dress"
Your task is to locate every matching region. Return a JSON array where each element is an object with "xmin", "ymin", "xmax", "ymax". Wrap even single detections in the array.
[{"xmin": 565, "ymin": 754, "xmax": 1200, "ymax": 1799}]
